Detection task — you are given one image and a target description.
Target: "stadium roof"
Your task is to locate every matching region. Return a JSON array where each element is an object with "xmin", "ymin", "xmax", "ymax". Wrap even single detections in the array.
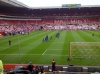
[
  {"xmin": 17, "ymin": 0, "xmax": 100, "ymax": 8},
  {"xmin": 0, "ymin": 0, "xmax": 100, "ymax": 9},
  {"xmin": 0, "ymin": 0, "xmax": 29, "ymax": 8}
]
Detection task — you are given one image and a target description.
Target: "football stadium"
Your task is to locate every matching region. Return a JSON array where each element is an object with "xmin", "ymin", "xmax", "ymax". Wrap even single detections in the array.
[{"xmin": 0, "ymin": 0, "xmax": 100, "ymax": 74}]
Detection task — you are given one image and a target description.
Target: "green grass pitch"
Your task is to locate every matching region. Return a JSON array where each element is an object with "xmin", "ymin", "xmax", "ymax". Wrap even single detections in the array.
[{"xmin": 0, "ymin": 30, "xmax": 100, "ymax": 66}]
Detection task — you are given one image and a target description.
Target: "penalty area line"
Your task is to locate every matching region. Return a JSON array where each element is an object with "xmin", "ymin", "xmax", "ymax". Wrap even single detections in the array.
[
  {"xmin": 0, "ymin": 54, "xmax": 68, "ymax": 56},
  {"xmin": 42, "ymin": 49, "xmax": 48, "ymax": 55}
]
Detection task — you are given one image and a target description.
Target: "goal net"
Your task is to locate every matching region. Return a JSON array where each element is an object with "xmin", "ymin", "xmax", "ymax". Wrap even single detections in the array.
[{"xmin": 69, "ymin": 42, "xmax": 100, "ymax": 59}]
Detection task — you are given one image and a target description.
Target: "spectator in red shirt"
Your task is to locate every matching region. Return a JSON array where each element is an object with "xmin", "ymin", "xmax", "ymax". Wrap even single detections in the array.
[{"xmin": 52, "ymin": 59, "xmax": 56, "ymax": 72}]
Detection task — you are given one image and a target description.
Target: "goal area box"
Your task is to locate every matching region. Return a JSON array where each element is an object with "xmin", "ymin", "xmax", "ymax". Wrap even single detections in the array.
[{"xmin": 69, "ymin": 42, "xmax": 100, "ymax": 59}]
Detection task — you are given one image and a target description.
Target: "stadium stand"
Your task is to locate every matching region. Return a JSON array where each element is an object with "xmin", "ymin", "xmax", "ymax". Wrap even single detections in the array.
[{"xmin": 4, "ymin": 64, "xmax": 100, "ymax": 74}]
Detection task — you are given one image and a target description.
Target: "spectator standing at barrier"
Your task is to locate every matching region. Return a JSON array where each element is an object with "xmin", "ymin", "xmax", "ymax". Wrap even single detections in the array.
[
  {"xmin": 40, "ymin": 66, "xmax": 44, "ymax": 74},
  {"xmin": 32, "ymin": 68, "xmax": 39, "ymax": 74},
  {"xmin": 27, "ymin": 62, "xmax": 34, "ymax": 73},
  {"xmin": 39, "ymin": 66, "xmax": 44, "ymax": 74},
  {"xmin": 52, "ymin": 59, "xmax": 56, "ymax": 72},
  {"xmin": 8, "ymin": 40, "xmax": 11, "ymax": 45}
]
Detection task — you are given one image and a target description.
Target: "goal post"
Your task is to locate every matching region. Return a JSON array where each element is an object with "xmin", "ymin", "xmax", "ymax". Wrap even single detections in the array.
[
  {"xmin": 69, "ymin": 41, "xmax": 71, "ymax": 59},
  {"xmin": 69, "ymin": 42, "xmax": 100, "ymax": 59}
]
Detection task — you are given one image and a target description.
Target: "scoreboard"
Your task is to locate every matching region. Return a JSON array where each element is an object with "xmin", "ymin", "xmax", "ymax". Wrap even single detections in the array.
[{"xmin": 62, "ymin": 4, "xmax": 81, "ymax": 7}]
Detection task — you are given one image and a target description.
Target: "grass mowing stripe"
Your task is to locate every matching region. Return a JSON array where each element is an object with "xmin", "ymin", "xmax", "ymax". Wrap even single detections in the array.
[
  {"xmin": 58, "ymin": 31, "xmax": 68, "ymax": 64},
  {"xmin": 12, "ymin": 31, "xmax": 53, "ymax": 54},
  {"xmin": 85, "ymin": 30, "xmax": 100, "ymax": 40},
  {"xmin": 0, "ymin": 32, "xmax": 39, "ymax": 47},
  {"xmin": 80, "ymin": 31, "xmax": 100, "ymax": 42},
  {"xmin": 79, "ymin": 31, "xmax": 100, "ymax": 57},
  {"xmin": 60, "ymin": 31, "xmax": 75, "ymax": 65},
  {"xmin": 1, "ymin": 30, "xmax": 100, "ymax": 65},
  {"xmin": 0, "ymin": 31, "xmax": 45, "ymax": 46},
  {"xmin": 0, "ymin": 31, "xmax": 39, "ymax": 42},
  {"xmin": 0, "ymin": 31, "xmax": 51, "ymax": 54},
  {"xmin": 40, "ymin": 31, "xmax": 66, "ymax": 64},
  {"xmin": 70, "ymin": 30, "xmax": 100, "ymax": 66},
  {"xmin": 72, "ymin": 31, "xmax": 86, "ymax": 41},
  {"xmin": 77, "ymin": 31, "xmax": 96, "ymax": 42},
  {"xmin": 0, "ymin": 31, "xmax": 54, "ymax": 63},
  {"xmin": 20, "ymin": 31, "xmax": 58, "ymax": 64},
  {"xmin": 63, "ymin": 31, "xmax": 76, "ymax": 54},
  {"xmin": 27, "ymin": 31, "xmax": 57, "ymax": 54},
  {"xmin": 75, "ymin": 31, "xmax": 95, "ymax": 56},
  {"xmin": 44, "ymin": 31, "xmax": 64, "ymax": 53},
  {"xmin": 71, "ymin": 31, "xmax": 86, "ymax": 58}
]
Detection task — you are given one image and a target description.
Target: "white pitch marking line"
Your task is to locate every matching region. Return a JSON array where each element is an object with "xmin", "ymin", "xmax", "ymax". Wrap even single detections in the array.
[
  {"xmin": 0, "ymin": 44, "xmax": 16, "ymax": 51},
  {"xmin": 0, "ymin": 54, "xmax": 68, "ymax": 56},
  {"xmin": 48, "ymin": 49, "xmax": 62, "ymax": 50},
  {"xmin": 0, "ymin": 54, "xmax": 41, "ymax": 55},
  {"xmin": 30, "ymin": 42, "xmax": 65, "ymax": 43},
  {"xmin": 42, "ymin": 49, "xmax": 48, "ymax": 55},
  {"xmin": 42, "ymin": 48, "xmax": 62, "ymax": 55},
  {"xmin": 0, "ymin": 47, "xmax": 9, "ymax": 51}
]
